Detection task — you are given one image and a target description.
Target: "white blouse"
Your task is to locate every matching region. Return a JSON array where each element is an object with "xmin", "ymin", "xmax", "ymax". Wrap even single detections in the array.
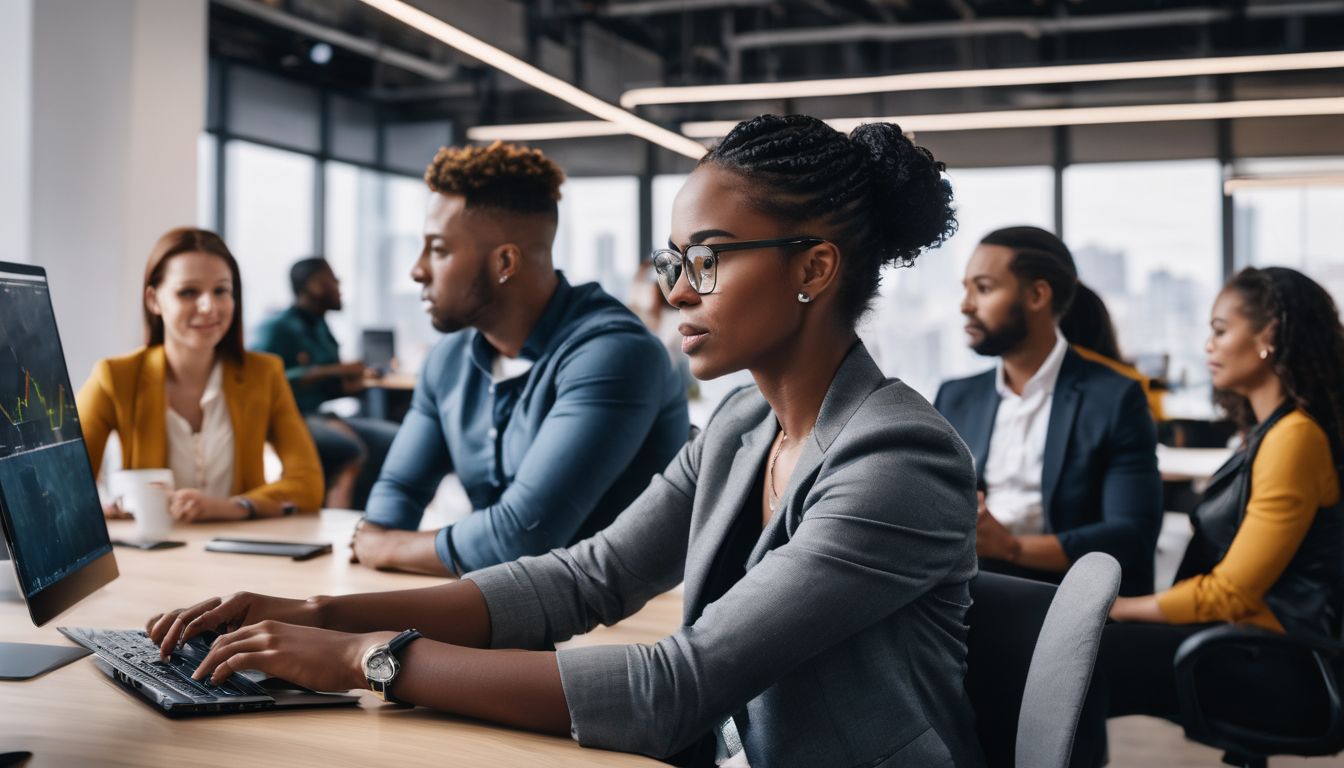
[{"xmin": 165, "ymin": 363, "xmax": 234, "ymax": 498}]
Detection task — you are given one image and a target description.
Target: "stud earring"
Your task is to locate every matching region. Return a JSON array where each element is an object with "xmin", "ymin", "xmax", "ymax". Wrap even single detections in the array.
[
  {"xmin": 498, "ymin": 275, "xmax": 509, "ymax": 285},
  {"xmin": 797, "ymin": 292, "xmax": 812, "ymax": 304},
  {"xmin": 1259, "ymin": 347, "xmax": 1273, "ymax": 360}
]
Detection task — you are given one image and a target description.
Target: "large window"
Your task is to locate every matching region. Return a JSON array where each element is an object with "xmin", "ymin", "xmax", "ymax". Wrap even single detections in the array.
[
  {"xmin": 1064, "ymin": 160, "xmax": 1222, "ymax": 417},
  {"xmin": 381, "ymin": 175, "xmax": 437, "ymax": 374},
  {"xmin": 224, "ymin": 141, "xmax": 316, "ymax": 338},
  {"xmin": 1233, "ymin": 158, "xmax": 1344, "ymax": 302},
  {"xmin": 650, "ymin": 173, "xmax": 689, "ymax": 252},
  {"xmin": 323, "ymin": 162, "xmax": 382, "ymax": 355},
  {"xmin": 554, "ymin": 177, "xmax": 641, "ymax": 303},
  {"xmin": 197, "ymin": 133, "xmax": 216, "ymax": 230},
  {"xmin": 861, "ymin": 166, "xmax": 1056, "ymax": 399}
]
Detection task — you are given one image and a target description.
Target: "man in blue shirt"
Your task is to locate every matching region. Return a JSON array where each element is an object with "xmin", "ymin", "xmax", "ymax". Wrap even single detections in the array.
[{"xmin": 351, "ymin": 142, "xmax": 689, "ymax": 576}]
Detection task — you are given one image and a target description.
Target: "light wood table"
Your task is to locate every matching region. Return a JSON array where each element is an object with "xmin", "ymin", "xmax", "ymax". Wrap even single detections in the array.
[
  {"xmin": 0, "ymin": 510, "xmax": 681, "ymax": 767},
  {"xmin": 1157, "ymin": 445, "xmax": 1233, "ymax": 483}
]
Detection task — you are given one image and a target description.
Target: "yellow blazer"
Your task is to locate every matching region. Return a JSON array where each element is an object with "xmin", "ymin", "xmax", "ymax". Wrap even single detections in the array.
[{"xmin": 76, "ymin": 346, "xmax": 324, "ymax": 516}]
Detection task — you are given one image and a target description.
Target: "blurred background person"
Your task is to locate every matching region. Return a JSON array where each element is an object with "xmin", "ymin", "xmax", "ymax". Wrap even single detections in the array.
[
  {"xmin": 252, "ymin": 257, "xmax": 399, "ymax": 510},
  {"xmin": 1086, "ymin": 266, "xmax": 1344, "ymax": 759},
  {"xmin": 935, "ymin": 226, "xmax": 1162, "ymax": 596}
]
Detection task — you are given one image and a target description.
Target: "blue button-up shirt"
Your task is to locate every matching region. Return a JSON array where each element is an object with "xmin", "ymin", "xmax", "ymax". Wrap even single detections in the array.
[{"xmin": 364, "ymin": 274, "xmax": 689, "ymax": 574}]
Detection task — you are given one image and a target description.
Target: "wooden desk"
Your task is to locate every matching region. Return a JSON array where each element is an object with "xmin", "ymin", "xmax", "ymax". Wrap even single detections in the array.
[
  {"xmin": 361, "ymin": 372, "xmax": 417, "ymax": 421},
  {"xmin": 0, "ymin": 511, "xmax": 679, "ymax": 766},
  {"xmin": 1157, "ymin": 445, "xmax": 1234, "ymax": 483},
  {"xmin": 362, "ymin": 372, "xmax": 417, "ymax": 392}
]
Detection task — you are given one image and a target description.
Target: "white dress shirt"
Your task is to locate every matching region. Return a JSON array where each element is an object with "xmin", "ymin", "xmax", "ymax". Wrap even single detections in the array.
[
  {"xmin": 982, "ymin": 331, "xmax": 1070, "ymax": 535},
  {"xmin": 165, "ymin": 362, "xmax": 234, "ymax": 497}
]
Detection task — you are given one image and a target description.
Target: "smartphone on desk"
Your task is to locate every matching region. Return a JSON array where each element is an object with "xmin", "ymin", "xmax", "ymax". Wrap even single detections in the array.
[{"xmin": 204, "ymin": 538, "xmax": 332, "ymax": 561}]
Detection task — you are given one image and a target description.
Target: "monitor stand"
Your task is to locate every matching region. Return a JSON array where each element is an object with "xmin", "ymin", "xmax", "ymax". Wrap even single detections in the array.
[{"xmin": 0, "ymin": 551, "xmax": 90, "ymax": 680}]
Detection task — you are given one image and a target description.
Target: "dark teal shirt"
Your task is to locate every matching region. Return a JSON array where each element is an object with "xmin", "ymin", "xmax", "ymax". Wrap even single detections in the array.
[
  {"xmin": 363, "ymin": 274, "xmax": 690, "ymax": 574},
  {"xmin": 251, "ymin": 306, "xmax": 342, "ymax": 415}
]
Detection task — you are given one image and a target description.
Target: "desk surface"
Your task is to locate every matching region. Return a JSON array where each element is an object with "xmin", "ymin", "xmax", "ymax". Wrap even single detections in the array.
[
  {"xmin": 363, "ymin": 371, "xmax": 417, "ymax": 391},
  {"xmin": 1157, "ymin": 445, "xmax": 1234, "ymax": 483},
  {"xmin": 0, "ymin": 511, "xmax": 680, "ymax": 767}
]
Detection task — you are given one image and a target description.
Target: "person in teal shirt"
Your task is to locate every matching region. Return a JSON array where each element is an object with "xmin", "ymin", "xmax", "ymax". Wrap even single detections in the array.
[{"xmin": 252, "ymin": 258, "xmax": 399, "ymax": 509}]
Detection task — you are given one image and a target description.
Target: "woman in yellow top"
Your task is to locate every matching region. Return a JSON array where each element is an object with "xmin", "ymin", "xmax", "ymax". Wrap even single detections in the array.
[
  {"xmin": 1077, "ymin": 266, "xmax": 1344, "ymax": 762},
  {"xmin": 77, "ymin": 227, "xmax": 323, "ymax": 521}
]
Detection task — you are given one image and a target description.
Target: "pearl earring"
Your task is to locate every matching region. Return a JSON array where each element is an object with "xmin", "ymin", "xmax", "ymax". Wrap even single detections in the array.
[
  {"xmin": 1259, "ymin": 347, "xmax": 1272, "ymax": 360},
  {"xmin": 498, "ymin": 275, "xmax": 509, "ymax": 285},
  {"xmin": 797, "ymin": 292, "xmax": 812, "ymax": 304}
]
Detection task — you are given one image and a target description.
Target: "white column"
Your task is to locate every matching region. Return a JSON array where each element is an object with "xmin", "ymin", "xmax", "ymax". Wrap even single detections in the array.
[
  {"xmin": 0, "ymin": 0, "xmax": 34, "ymax": 265},
  {"xmin": 8, "ymin": 0, "xmax": 206, "ymax": 383}
]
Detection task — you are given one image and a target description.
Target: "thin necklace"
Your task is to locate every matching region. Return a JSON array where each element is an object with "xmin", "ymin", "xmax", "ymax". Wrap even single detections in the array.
[{"xmin": 767, "ymin": 430, "xmax": 789, "ymax": 512}]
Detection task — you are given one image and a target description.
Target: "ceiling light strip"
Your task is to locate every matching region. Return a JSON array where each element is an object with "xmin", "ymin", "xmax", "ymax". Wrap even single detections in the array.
[
  {"xmin": 356, "ymin": 0, "xmax": 706, "ymax": 159},
  {"xmin": 466, "ymin": 121, "xmax": 631, "ymax": 141},
  {"xmin": 680, "ymin": 97, "xmax": 1344, "ymax": 137},
  {"xmin": 1224, "ymin": 174, "xmax": 1344, "ymax": 193},
  {"xmin": 621, "ymin": 50, "xmax": 1344, "ymax": 108}
]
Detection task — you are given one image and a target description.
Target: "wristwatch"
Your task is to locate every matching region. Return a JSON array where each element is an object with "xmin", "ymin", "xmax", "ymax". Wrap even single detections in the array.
[{"xmin": 361, "ymin": 629, "xmax": 422, "ymax": 704}]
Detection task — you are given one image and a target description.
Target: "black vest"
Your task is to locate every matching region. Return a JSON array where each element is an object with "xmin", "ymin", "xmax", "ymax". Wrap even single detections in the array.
[{"xmin": 1176, "ymin": 404, "xmax": 1344, "ymax": 639}]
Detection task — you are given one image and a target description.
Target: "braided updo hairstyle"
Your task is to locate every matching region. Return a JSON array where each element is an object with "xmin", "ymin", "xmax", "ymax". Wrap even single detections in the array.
[
  {"xmin": 702, "ymin": 114, "xmax": 956, "ymax": 327},
  {"xmin": 1215, "ymin": 266, "xmax": 1344, "ymax": 469}
]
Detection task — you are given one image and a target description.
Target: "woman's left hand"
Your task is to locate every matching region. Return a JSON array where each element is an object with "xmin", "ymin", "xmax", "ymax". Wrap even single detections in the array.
[
  {"xmin": 191, "ymin": 620, "xmax": 396, "ymax": 692},
  {"xmin": 169, "ymin": 490, "xmax": 244, "ymax": 522},
  {"xmin": 1108, "ymin": 595, "xmax": 1168, "ymax": 623}
]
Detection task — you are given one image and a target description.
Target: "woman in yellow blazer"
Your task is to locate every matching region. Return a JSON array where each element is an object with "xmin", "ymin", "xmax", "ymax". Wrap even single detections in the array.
[
  {"xmin": 1075, "ymin": 266, "xmax": 1344, "ymax": 763},
  {"xmin": 77, "ymin": 227, "xmax": 323, "ymax": 520}
]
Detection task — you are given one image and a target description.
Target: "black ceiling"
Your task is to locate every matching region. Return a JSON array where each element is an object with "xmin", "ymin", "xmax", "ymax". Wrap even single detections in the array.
[{"xmin": 208, "ymin": 0, "xmax": 1344, "ymax": 131}]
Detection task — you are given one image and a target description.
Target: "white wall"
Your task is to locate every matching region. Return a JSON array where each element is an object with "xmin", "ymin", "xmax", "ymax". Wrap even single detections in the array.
[
  {"xmin": 0, "ymin": 0, "xmax": 33, "ymax": 265},
  {"xmin": 7, "ymin": 0, "xmax": 206, "ymax": 383}
]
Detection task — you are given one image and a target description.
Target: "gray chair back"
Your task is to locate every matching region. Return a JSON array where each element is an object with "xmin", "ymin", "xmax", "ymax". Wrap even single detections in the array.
[{"xmin": 1015, "ymin": 552, "xmax": 1122, "ymax": 768}]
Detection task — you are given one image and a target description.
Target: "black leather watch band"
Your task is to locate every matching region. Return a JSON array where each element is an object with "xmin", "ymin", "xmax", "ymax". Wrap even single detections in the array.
[{"xmin": 382, "ymin": 629, "xmax": 421, "ymax": 704}]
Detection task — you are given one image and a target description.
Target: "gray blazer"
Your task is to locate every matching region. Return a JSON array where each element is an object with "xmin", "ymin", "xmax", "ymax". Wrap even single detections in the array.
[{"xmin": 466, "ymin": 343, "xmax": 984, "ymax": 768}]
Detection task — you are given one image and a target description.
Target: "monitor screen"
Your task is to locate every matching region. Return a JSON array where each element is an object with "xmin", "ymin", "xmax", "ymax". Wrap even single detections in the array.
[
  {"xmin": 361, "ymin": 328, "xmax": 395, "ymax": 370},
  {"xmin": 0, "ymin": 262, "xmax": 116, "ymax": 625}
]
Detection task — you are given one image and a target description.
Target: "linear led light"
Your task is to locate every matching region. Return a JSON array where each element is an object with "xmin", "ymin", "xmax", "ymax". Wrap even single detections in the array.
[
  {"xmin": 355, "ymin": 0, "xmax": 706, "ymax": 159},
  {"xmin": 465, "ymin": 121, "xmax": 630, "ymax": 142},
  {"xmin": 1224, "ymin": 174, "xmax": 1344, "ymax": 193},
  {"xmin": 621, "ymin": 50, "xmax": 1344, "ymax": 108},
  {"xmin": 680, "ymin": 97, "xmax": 1344, "ymax": 137}
]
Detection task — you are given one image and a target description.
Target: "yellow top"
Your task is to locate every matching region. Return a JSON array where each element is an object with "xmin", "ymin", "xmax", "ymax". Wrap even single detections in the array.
[
  {"xmin": 1157, "ymin": 410, "xmax": 1340, "ymax": 632},
  {"xmin": 1071, "ymin": 344, "xmax": 1166, "ymax": 422},
  {"xmin": 76, "ymin": 345, "xmax": 324, "ymax": 516}
]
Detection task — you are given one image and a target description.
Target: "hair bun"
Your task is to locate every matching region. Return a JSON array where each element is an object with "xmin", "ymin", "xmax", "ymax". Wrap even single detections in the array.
[{"xmin": 848, "ymin": 122, "xmax": 956, "ymax": 267}]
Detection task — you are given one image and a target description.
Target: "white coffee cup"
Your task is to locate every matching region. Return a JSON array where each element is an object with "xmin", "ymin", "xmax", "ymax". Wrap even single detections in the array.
[{"xmin": 111, "ymin": 469, "xmax": 175, "ymax": 543}]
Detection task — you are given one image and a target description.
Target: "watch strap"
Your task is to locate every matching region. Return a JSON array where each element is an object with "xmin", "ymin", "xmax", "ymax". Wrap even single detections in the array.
[{"xmin": 379, "ymin": 629, "xmax": 422, "ymax": 704}]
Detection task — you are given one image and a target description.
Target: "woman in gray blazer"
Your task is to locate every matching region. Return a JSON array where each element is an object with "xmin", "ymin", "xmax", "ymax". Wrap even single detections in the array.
[{"xmin": 148, "ymin": 115, "xmax": 983, "ymax": 768}]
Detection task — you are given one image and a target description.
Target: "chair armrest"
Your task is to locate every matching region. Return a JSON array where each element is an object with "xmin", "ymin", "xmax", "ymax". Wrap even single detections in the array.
[{"xmin": 1173, "ymin": 624, "xmax": 1344, "ymax": 757}]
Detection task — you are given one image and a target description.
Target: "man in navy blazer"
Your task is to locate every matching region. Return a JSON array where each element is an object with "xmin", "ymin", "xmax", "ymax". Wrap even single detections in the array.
[{"xmin": 934, "ymin": 227, "xmax": 1161, "ymax": 595}]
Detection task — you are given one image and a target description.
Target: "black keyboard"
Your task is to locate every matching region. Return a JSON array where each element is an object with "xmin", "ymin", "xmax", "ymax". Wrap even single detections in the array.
[{"xmin": 61, "ymin": 628, "xmax": 267, "ymax": 702}]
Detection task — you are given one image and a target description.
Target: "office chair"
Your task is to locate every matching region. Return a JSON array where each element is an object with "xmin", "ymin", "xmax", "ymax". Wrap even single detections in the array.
[
  {"xmin": 1173, "ymin": 624, "xmax": 1344, "ymax": 768},
  {"xmin": 967, "ymin": 552, "xmax": 1122, "ymax": 768}
]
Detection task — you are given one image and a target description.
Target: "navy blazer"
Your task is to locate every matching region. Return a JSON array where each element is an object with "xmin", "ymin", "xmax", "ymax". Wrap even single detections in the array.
[{"xmin": 934, "ymin": 348, "xmax": 1162, "ymax": 595}]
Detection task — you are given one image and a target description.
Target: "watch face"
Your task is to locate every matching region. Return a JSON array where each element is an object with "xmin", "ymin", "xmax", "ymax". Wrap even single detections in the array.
[{"xmin": 365, "ymin": 650, "xmax": 396, "ymax": 683}]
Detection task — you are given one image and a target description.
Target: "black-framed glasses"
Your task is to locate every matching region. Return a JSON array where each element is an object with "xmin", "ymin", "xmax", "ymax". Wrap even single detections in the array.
[{"xmin": 649, "ymin": 236, "xmax": 824, "ymax": 301}]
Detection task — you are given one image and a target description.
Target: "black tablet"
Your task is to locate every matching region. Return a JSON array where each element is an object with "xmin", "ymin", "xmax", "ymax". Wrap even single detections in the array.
[{"xmin": 204, "ymin": 538, "xmax": 332, "ymax": 561}]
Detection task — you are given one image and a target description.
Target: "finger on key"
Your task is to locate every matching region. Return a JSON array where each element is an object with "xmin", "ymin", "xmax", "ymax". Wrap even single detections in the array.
[
  {"xmin": 157, "ymin": 598, "xmax": 221, "ymax": 657},
  {"xmin": 193, "ymin": 628, "xmax": 263, "ymax": 682}
]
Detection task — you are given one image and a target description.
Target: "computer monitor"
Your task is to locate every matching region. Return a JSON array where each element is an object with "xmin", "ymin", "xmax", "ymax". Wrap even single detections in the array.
[
  {"xmin": 361, "ymin": 328, "xmax": 395, "ymax": 374},
  {"xmin": 0, "ymin": 261, "xmax": 117, "ymax": 679}
]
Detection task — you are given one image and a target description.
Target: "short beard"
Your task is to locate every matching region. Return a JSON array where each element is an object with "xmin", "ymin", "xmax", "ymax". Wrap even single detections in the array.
[
  {"xmin": 429, "ymin": 265, "xmax": 494, "ymax": 334},
  {"xmin": 969, "ymin": 300, "xmax": 1029, "ymax": 357}
]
